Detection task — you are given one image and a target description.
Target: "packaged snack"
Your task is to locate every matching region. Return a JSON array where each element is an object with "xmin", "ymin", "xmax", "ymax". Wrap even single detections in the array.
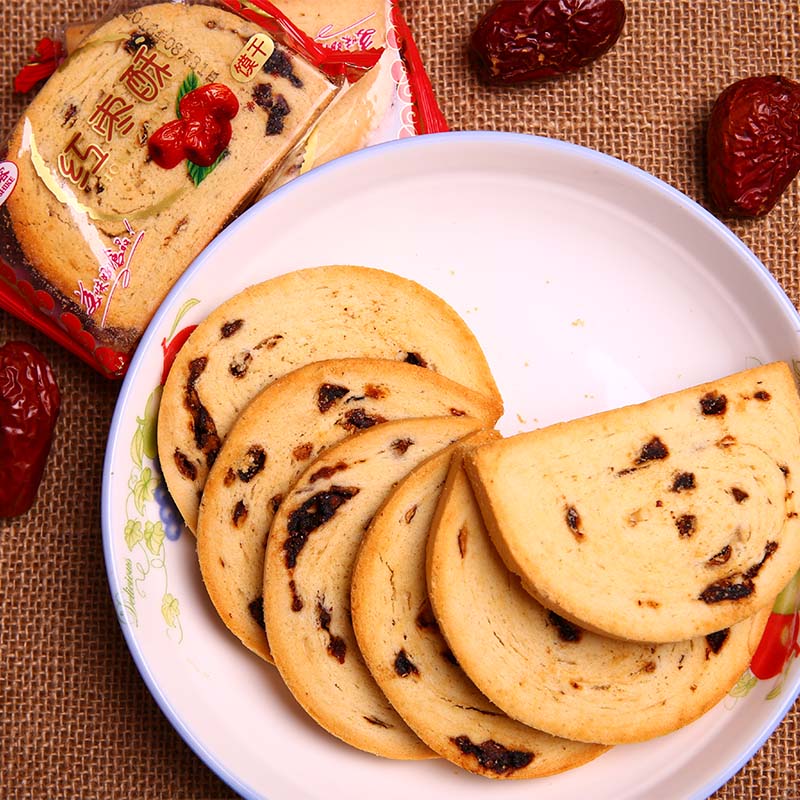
[
  {"xmin": 0, "ymin": 1, "xmax": 338, "ymax": 375},
  {"xmin": 263, "ymin": 0, "xmax": 448, "ymax": 190},
  {"xmin": 0, "ymin": 1, "xmax": 446, "ymax": 377}
]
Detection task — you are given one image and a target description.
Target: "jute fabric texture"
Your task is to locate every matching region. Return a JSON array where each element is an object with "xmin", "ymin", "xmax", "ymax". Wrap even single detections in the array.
[{"xmin": 1, "ymin": 1, "xmax": 798, "ymax": 797}]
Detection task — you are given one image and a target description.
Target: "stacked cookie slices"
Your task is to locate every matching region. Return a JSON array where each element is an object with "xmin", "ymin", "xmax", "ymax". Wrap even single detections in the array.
[
  {"xmin": 457, "ymin": 361, "xmax": 800, "ymax": 744},
  {"xmin": 198, "ymin": 358, "xmax": 501, "ymax": 663},
  {"xmin": 351, "ymin": 431, "xmax": 609, "ymax": 775},
  {"xmin": 157, "ymin": 267, "xmax": 800, "ymax": 780}
]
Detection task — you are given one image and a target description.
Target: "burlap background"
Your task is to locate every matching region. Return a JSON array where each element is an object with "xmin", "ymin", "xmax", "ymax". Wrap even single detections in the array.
[{"xmin": 0, "ymin": 1, "xmax": 798, "ymax": 798}]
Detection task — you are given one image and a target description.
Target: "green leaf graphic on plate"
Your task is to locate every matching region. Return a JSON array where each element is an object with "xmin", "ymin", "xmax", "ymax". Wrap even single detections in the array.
[
  {"xmin": 773, "ymin": 570, "xmax": 800, "ymax": 614},
  {"xmin": 766, "ymin": 681, "xmax": 785, "ymax": 700},
  {"xmin": 161, "ymin": 593, "xmax": 180, "ymax": 627},
  {"xmin": 729, "ymin": 670, "xmax": 758, "ymax": 698},
  {"xmin": 125, "ymin": 519, "xmax": 143, "ymax": 550},
  {"xmin": 142, "ymin": 386, "xmax": 162, "ymax": 461},
  {"xmin": 132, "ymin": 466, "xmax": 158, "ymax": 515},
  {"xmin": 130, "ymin": 421, "xmax": 144, "ymax": 469},
  {"xmin": 167, "ymin": 298, "xmax": 201, "ymax": 341},
  {"xmin": 187, "ymin": 149, "xmax": 228, "ymax": 187},
  {"xmin": 144, "ymin": 520, "xmax": 165, "ymax": 555},
  {"xmin": 176, "ymin": 71, "xmax": 199, "ymax": 117},
  {"xmin": 124, "ymin": 388, "xmax": 184, "ymax": 640}
]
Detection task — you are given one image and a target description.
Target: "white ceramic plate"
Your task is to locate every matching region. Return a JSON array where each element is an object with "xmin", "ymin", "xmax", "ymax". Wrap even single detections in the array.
[{"xmin": 103, "ymin": 131, "xmax": 800, "ymax": 800}]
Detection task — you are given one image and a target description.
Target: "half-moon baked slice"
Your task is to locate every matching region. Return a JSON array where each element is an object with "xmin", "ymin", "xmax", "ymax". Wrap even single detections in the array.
[
  {"xmin": 197, "ymin": 357, "xmax": 501, "ymax": 662},
  {"xmin": 158, "ymin": 264, "xmax": 502, "ymax": 532},
  {"xmin": 351, "ymin": 432, "xmax": 609, "ymax": 778},
  {"xmin": 263, "ymin": 415, "xmax": 485, "ymax": 758},
  {"xmin": 465, "ymin": 361, "xmax": 800, "ymax": 643},
  {"xmin": 428, "ymin": 453, "xmax": 770, "ymax": 745}
]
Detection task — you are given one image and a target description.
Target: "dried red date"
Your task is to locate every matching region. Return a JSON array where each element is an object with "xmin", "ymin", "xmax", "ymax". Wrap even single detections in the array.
[
  {"xmin": 707, "ymin": 75, "xmax": 800, "ymax": 217},
  {"xmin": 0, "ymin": 342, "xmax": 60, "ymax": 517},
  {"xmin": 469, "ymin": 0, "xmax": 626, "ymax": 85}
]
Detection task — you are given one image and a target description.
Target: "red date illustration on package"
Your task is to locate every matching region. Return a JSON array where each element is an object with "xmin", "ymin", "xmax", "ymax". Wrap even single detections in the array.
[{"xmin": 148, "ymin": 79, "xmax": 239, "ymax": 177}]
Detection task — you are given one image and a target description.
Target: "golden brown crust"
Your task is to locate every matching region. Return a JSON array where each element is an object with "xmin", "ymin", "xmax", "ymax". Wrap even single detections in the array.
[
  {"xmin": 428, "ymin": 454, "xmax": 771, "ymax": 745},
  {"xmin": 352, "ymin": 432, "xmax": 609, "ymax": 777},
  {"xmin": 465, "ymin": 362, "xmax": 800, "ymax": 642},
  {"xmin": 158, "ymin": 265, "xmax": 502, "ymax": 533},
  {"xmin": 196, "ymin": 357, "xmax": 501, "ymax": 662},
  {"xmin": 263, "ymin": 416, "xmax": 483, "ymax": 758}
]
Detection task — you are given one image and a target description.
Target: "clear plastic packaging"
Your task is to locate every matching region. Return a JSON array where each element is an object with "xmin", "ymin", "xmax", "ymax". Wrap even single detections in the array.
[
  {"xmin": 0, "ymin": 0, "xmax": 447, "ymax": 377},
  {"xmin": 262, "ymin": 0, "xmax": 449, "ymax": 194}
]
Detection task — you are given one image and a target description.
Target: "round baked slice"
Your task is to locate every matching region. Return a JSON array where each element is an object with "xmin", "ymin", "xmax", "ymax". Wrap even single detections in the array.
[
  {"xmin": 428, "ymin": 453, "xmax": 771, "ymax": 745},
  {"xmin": 264, "ymin": 415, "xmax": 485, "ymax": 758},
  {"xmin": 197, "ymin": 357, "xmax": 501, "ymax": 662},
  {"xmin": 158, "ymin": 264, "xmax": 501, "ymax": 532},
  {"xmin": 351, "ymin": 432, "xmax": 609, "ymax": 778},
  {"xmin": 465, "ymin": 361, "xmax": 800, "ymax": 642}
]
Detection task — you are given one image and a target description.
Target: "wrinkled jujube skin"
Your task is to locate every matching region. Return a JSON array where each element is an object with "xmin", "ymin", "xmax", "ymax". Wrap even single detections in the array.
[
  {"xmin": 183, "ymin": 117, "xmax": 232, "ymax": 167},
  {"xmin": 0, "ymin": 341, "xmax": 60, "ymax": 517},
  {"xmin": 179, "ymin": 83, "xmax": 239, "ymax": 123},
  {"xmin": 148, "ymin": 83, "xmax": 239, "ymax": 170},
  {"xmin": 147, "ymin": 119, "xmax": 187, "ymax": 169},
  {"xmin": 707, "ymin": 75, "xmax": 800, "ymax": 217},
  {"xmin": 469, "ymin": 0, "xmax": 626, "ymax": 84}
]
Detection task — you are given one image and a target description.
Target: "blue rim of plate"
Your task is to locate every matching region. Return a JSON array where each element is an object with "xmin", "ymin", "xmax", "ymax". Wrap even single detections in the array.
[{"xmin": 101, "ymin": 129, "xmax": 800, "ymax": 800}]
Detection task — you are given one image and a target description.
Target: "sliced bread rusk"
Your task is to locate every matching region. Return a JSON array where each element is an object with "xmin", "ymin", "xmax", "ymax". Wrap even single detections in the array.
[
  {"xmin": 428, "ymin": 453, "xmax": 770, "ymax": 745},
  {"xmin": 197, "ymin": 357, "xmax": 501, "ymax": 662},
  {"xmin": 351, "ymin": 431, "xmax": 609, "ymax": 778},
  {"xmin": 263, "ymin": 415, "xmax": 485, "ymax": 758},
  {"xmin": 158, "ymin": 265, "xmax": 502, "ymax": 532},
  {"xmin": 465, "ymin": 362, "xmax": 800, "ymax": 642}
]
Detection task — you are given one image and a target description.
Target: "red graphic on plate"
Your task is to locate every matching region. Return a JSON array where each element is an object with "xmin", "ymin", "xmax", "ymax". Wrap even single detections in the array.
[
  {"xmin": 161, "ymin": 325, "xmax": 197, "ymax": 385},
  {"xmin": 750, "ymin": 571, "xmax": 800, "ymax": 680}
]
